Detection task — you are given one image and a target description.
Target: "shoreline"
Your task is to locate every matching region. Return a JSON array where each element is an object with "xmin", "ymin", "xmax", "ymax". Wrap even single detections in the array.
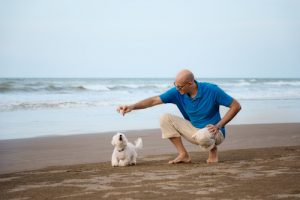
[
  {"xmin": 0, "ymin": 123, "xmax": 300, "ymax": 174},
  {"xmin": 1, "ymin": 121, "xmax": 299, "ymax": 141},
  {"xmin": 2, "ymin": 98, "xmax": 300, "ymax": 140}
]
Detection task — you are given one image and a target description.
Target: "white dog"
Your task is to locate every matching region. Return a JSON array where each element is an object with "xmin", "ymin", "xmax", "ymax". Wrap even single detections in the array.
[{"xmin": 111, "ymin": 132, "xmax": 143, "ymax": 167}]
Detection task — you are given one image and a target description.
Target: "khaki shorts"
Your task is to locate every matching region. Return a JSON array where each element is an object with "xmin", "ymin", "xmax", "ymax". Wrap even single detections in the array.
[{"xmin": 160, "ymin": 113, "xmax": 224, "ymax": 147}]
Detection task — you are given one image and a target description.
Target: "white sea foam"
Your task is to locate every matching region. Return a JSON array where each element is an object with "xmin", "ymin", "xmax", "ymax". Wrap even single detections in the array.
[
  {"xmin": 264, "ymin": 81, "xmax": 300, "ymax": 86},
  {"xmin": 1, "ymin": 78, "xmax": 300, "ymax": 112},
  {"xmin": 81, "ymin": 84, "xmax": 110, "ymax": 91}
]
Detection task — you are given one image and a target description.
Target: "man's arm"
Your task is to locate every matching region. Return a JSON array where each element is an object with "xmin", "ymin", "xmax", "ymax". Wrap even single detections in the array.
[
  {"xmin": 207, "ymin": 99, "xmax": 241, "ymax": 134},
  {"xmin": 117, "ymin": 96, "xmax": 163, "ymax": 116},
  {"xmin": 216, "ymin": 99, "xmax": 241, "ymax": 128}
]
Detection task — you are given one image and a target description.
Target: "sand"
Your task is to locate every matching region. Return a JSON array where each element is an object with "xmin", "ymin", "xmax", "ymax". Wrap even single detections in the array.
[{"xmin": 0, "ymin": 123, "xmax": 300, "ymax": 199}]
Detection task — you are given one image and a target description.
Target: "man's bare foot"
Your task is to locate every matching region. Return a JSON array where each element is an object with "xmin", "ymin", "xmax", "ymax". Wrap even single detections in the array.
[
  {"xmin": 207, "ymin": 146, "xmax": 218, "ymax": 163},
  {"xmin": 168, "ymin": 153, "xmax": 191, "ymax": 164}
]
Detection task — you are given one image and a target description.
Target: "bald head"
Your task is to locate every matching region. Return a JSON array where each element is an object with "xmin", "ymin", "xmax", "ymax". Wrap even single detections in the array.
[{"xmin": 175, "ymin": 69, "xmax": 195, "ymax": 84}]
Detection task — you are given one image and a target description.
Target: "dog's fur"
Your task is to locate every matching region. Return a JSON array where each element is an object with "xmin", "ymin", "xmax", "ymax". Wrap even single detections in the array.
[{"xmin": 111, "ymin": 132, "xmax": 143, "ymax": 167}]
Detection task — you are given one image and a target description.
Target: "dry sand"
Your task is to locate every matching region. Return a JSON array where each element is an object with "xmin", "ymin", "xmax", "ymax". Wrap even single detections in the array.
[{"xmin": 0, "ymin": 123, "xmax": 300, "ymax": 199}]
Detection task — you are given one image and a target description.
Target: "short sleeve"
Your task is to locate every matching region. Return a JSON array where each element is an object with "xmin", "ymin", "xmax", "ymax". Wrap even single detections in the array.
[
  {"xmin": 159, "ymin": 87, "xmax": 177, "ymax": 104},
  {"xmin": 214, "ymin": 85, "xmax": 234, "ymax": 107}
]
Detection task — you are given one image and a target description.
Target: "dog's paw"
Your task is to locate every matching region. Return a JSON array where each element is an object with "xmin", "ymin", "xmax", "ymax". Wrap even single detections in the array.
[
  {"xmin": 129, "ymin": 162, "xmax": 136, "ymax": 166},
  {"xmin": 118, "ymin": 160, "xmax": 130, "ymax": 167},
  {"xmin": 118, "ymin": 163, "xmax": 127, "ymax": 167}
]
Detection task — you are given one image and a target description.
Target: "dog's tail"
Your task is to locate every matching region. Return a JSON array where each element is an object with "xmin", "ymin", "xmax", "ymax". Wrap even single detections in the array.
[{"xmin": 134, "ymin": 137, "xmax": 143, "ymax": 150}]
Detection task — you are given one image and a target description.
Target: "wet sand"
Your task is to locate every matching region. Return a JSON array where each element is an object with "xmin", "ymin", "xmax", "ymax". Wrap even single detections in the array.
[{"xmin": 0, "ymin": 123, "xmax": 300, "ymax": 199}]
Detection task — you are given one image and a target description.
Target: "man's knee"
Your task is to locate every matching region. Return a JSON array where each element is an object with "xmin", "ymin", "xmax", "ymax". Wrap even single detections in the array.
[
  {"xmin": 159, "ymin": 113, "xmax": 172, "ymax": 126},
  {"xmin": 215, "ymin": 132, "xmax": 225, "ymax": 146},
  {"xmin": 159, "ymin": 113, "xmax": 171, "ymax": 124},
  {"xmin": 160, "ymin": 113, "xmax": 180, "ymax": 139}
]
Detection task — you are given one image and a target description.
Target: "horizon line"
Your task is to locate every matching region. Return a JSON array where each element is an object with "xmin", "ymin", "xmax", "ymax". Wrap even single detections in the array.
[{"xmin": 0, "ymin": 76, "xmax": 299, "ymax": 79}]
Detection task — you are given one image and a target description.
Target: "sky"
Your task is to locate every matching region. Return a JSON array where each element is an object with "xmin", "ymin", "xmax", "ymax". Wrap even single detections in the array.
[{"xmin": 0, "ymin": 0, "xmax": 300, "ymax": 78}]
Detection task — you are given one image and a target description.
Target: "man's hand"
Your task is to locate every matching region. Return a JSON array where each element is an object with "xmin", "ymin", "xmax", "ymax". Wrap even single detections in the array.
[
  {"xmin": 117, "ymin": 105, "xmax": 134, "ymax": 116},
  {"xmin": 206, "ymin": 124, "xmax": 220, "ymax": 135},
  {"xmin": 117, "ymin": 96, "xmax": 162, "ymax": 116}
]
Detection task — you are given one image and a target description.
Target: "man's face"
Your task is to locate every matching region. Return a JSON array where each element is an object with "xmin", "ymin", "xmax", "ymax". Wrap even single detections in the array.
[{"xmin": 174, "ymin": 81, "xmax": 190, "ymax": 94}]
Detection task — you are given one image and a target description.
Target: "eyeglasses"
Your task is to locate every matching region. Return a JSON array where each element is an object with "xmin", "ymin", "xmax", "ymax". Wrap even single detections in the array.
[{"xmin": 173, "ymin": 82, "xmax": 189, "ymax": 90}]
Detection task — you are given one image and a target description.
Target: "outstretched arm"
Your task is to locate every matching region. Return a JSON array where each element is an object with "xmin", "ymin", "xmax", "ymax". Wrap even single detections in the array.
[{"xmin": 117, "ymin": 96, "xmax": 163, "ymax": 116}]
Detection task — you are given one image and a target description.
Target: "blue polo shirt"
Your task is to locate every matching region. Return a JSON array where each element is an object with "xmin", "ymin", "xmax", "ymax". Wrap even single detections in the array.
[{"xmin": 159, "ymin": 81, "xmax": 233, "ymax": 136}]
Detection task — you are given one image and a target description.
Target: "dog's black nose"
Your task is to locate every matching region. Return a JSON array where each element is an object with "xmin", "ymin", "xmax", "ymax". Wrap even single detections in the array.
[{"xmin": 119, "ymin": 135, "xmax": 122, "ymax": 141}]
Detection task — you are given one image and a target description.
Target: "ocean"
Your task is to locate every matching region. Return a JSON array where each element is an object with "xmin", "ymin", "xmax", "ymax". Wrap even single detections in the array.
[{"xmin": 1, "ymin": 78, "xmax": 300, "ymax": 139}]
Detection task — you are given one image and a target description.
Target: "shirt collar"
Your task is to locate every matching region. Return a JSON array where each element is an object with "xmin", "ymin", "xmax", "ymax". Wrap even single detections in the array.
[
  {"xmin": 194, "ymin": 81, "xmax": 203, "ymax": 99},
  {"xmin": 183, "ymin": 81, "xmax": 202, "ymax": 100},
  {"xmin": 187, "ymin": 80, "xmax": 202, "ymax": 100}
]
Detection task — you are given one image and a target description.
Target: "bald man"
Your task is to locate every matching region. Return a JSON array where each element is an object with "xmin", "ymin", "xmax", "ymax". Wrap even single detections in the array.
[{"xmin": 117, "ymin": 69, "xmax": 241, "ymax": 164}]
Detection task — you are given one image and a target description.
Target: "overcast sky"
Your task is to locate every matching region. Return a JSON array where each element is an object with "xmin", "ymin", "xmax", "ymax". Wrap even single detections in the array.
[{"xmin": 0, "ymin": 0, "xmax": 299, "ymax": 78}]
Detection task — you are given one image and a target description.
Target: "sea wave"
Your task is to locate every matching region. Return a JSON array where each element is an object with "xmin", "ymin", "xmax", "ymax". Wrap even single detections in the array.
[
  {"xmin": 0, "ymin": 81, "xmax": 172, "ymax": 93},
  {"xmin": 264, "ymin": 81, "xmax": 300, "ymax": 86},
  {"xmin": 1, "ymin": 78, "xmax": 300, "ymax": 112},
  {"xmin": 1, "ymin": 92, "xmax": 300, "ymax": 112},
  {"xmin": 1, "ymin": 78, "xmax": 300, "ymax": 94},
  {"xmin": 0, "ymin": 100, "xmax": 124, "ymax": 112}
]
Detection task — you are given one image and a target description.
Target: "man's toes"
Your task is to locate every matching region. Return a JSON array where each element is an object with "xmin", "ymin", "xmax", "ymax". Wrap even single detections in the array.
[{"xmin": 206, "ymin": 159, "xmax": 218, "ymax": 164}]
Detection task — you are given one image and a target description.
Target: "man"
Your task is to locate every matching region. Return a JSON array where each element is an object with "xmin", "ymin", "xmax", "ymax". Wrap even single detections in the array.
[{"xmin": 117, "ymin": 69, "xmax": 241, "ymax": 164}]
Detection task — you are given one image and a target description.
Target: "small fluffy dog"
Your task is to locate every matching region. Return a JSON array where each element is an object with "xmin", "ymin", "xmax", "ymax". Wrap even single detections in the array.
[{"xmin": 111, "ymin": 132, "xmax": 143, "ymax": 167}]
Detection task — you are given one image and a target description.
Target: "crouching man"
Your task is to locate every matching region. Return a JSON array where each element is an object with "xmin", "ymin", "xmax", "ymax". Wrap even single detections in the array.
[{"xmin": 117, "ymin": 69, "xmax": 241, "ymax": 164}]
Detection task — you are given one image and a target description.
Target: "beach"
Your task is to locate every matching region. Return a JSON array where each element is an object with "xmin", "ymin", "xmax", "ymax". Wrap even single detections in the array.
[
  {"xmin": 1, "ymin": 0, "xmax": 300, "ymax": 198},
  {"xmin": 1, "ymin": 123, "xmax": 300, "ymax": 199}
]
